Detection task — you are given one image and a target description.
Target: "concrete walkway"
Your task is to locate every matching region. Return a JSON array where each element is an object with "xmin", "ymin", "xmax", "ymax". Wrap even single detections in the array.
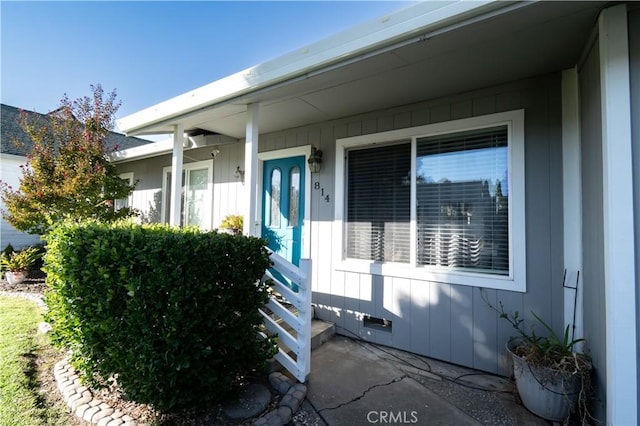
[{"xmin": 302, "ymin": 336, "xmax": 550, "ymax": 426}]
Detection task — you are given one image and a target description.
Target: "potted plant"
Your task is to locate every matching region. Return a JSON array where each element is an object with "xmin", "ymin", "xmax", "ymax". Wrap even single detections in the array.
[
  {"xmin": 487, "ymin": 300, "xmax": 593, "ymax": 424},
  {"xmin": 219, "ymin": 214, "xmax": 243, "ymax": 235},
  {"xmin": 1, "ymin": 246, "xmax": 42, "ymax": 285}
]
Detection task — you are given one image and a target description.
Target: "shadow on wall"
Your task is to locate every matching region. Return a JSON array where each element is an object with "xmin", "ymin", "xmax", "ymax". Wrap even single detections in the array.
[
  {"xmin": 312, "ymin": 279, "xmax": 529, "ymax": 377},
  {"xmin": 140, "ymin": 190, "xmax": 162, "ymax": 224}
]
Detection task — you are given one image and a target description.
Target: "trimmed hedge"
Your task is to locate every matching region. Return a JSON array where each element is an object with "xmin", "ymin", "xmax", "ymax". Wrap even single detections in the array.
[{"xmin": 44, "ymin": 221, "xmax": 275, "ymax": 410}]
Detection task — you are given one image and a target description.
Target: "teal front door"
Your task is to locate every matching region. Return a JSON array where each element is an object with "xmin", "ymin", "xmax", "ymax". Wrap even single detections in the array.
[{"xmin": 262, "ymin": 156, "xmax": 305, "ymax": 267}]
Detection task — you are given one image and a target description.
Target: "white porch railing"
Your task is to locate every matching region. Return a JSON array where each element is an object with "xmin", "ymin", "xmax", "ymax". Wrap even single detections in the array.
[{"xmin": 259, "ymin": 251, "xmax": 312, "ymax": 383}]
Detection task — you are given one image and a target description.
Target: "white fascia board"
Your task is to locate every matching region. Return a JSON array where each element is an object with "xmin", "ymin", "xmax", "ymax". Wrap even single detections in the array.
[
  {"xmin": 117, "ymin": 0, "xmax": 514, "ymax": 135},
  {"xmin": 0, "ymin": 153, "xmax": 27, "ymax": 162},
  {"xmin": 108, "ymin": 138, "xmax": 174, "ymax": 163}
]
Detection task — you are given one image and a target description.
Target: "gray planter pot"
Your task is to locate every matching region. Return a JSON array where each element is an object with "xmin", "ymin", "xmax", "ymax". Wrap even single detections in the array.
[
  {"xmin": 507, "ymin": 342, "xmax": 582, "ymax": 422},
  {"xmin": 5, "ymin": 271, "xmax": 27, "ymax": 285}
]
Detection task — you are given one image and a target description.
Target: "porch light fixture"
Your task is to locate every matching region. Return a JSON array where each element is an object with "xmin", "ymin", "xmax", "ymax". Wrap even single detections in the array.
[
  {"xmin": 234, "ymin": 166, "xmax": 245, "ymax": 183},
  {"xmin": 307, "ymin": 146, "xmax": 323, "ymax": 173}
]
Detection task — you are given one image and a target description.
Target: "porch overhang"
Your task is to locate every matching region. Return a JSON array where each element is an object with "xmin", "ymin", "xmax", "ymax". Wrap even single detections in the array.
[{"xmin": 117, "ymin": 1, "xmax": 606, "ymax": 139}]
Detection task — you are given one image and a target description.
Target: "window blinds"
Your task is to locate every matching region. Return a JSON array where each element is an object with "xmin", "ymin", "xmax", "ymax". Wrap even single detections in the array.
[
  {"xmin": 416, "ymin": 126, "xmax": 509, "ymax": 274},
  {"xmin": 346, "ymin": 143, "xmax": 411, "ymax": 263}
]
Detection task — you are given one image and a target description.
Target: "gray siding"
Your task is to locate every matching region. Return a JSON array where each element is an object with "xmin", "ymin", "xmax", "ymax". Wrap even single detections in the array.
[
  {"xmin": 115, "ymin": 143, "xmax": 245, "ymax": 229},
  {"xmin": 579, "ymin": 40, "xmax": 606, "ymax": 421},
  {"xmin": 260, "ymin": 74, "xmax": 566, "ymax": 375},
  {"xmin": 628, "ymin": 7, "xmax": 640, "ymax": 422}
]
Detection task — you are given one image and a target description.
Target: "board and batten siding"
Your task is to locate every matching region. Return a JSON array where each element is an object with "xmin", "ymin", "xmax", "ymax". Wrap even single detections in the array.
[{"xmin": 256, "ymin": 74, "xmax": 565, "ymax": 376}]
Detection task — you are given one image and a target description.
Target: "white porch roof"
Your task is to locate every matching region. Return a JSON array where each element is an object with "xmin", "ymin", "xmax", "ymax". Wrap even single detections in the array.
[{"xmin": 117, "ymin": 0, "xmax": 606, "ymax": 139}]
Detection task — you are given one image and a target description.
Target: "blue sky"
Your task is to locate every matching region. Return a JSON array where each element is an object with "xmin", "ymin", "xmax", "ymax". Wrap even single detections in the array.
[{"xmin": 1, "ymin": 1, "xmax": 412, "ymax": 130}]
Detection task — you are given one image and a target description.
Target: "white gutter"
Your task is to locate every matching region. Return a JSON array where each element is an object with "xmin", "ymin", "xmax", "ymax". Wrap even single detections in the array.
[
  {"xmin": 108, "ymin": 138, "xmax": 174, "ymax": 163},
  {"xmin": 108, "ymin": 133, "xmax": 238, "ymax": 163},
  {"xmin": 117, "ymin": 0, "xmax": 528, "ymax": 135}
]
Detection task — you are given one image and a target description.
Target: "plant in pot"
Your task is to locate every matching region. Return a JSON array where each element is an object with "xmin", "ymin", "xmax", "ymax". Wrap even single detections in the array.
[
  {"xmin": 219, "ymin": 214, "xmax": 243, "ymax": 235},
  {"xmin": 487, "ymin": 300, "xmax": 593, "ymax": 424},
  {"xmin": 1, "ymin": 246, "xmax": 42, "ymax": 285}
]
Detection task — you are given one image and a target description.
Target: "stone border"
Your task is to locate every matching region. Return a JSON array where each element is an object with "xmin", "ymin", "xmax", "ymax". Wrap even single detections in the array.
[
  {"xmin": 0, "ymin": 290, "xmax": 47, "ymax": 310},
  {"xmin": 54, "ymin": 358, "xmax": 137, "ymax": 426},
  {"xmin": 2, "ymin": 291, "xmax": 309, "ymax": 425},
  {"xmin": 52, "ymin": 362, "xmax": 308, "ymax": 426},
  {"xmin": 255, "ymin": 372, "xmax": 307, "ymax": 425},
  {"xmin": 0, "ymin": 292, "xmax": 133, "ymax": 425}
]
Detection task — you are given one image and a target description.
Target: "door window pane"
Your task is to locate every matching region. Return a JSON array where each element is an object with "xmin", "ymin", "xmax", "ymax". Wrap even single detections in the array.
[
  {"xmin": 289, "ymin": 166, "xmax": 300, "ymax": 227},
  {"xmin": 186, "ymin": 168, "xmax": 209, "ymax": 228},
  {"xmin": 270, "ymin": 168, "xmax": 281, "ymax": 227}
]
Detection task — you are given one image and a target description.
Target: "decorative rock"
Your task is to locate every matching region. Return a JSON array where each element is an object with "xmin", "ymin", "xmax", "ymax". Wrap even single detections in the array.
[
  {"xmin": 67, "ymin": 392, "xmax": 83, "ymax": 406},
  {"xmin": 255, "ymin": 374, "xmax": 308, "ymax": 425},
  {"xmin": 97, "ymin": 416, "xmax": 113, "ymax": 426},
  {"xmin": 38, "ymin": 321, "xmax": 52, "ymax": 333},
  {"xmin": 111, "ymin": 410, "xmax": 125, "ymax": 419},
  {"xmin": 91, "ymin": 408, "xmax": 112, "ymax": 423},
  {"xmin": 277, "ymin": 406, "xmax": 293, "ymax": 424},
  {"xmin": 269, "ymin": 371, "xmax": 295, "ymax": 394},
  {"xmin": 76, "ymin": 403, "xmax": 91, "ymax": 418},
  {"xmin": 83, "ymin": 406, "xmax": 101, "ymax": 422},
  {"xmin": 281, "ymin": 384, "xmax": 306, "ymax": 414},
  {"xmin": 222, "ymin": 383, "xmax": 272, "ymax": 420},
  {"xmin": 71, "ymin": 396, "xmax": 93, "ymax": 410}
]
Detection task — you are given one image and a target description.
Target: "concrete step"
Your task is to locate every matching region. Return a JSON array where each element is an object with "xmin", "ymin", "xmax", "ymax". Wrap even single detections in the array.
[
  {"xmin": 311, "ymin": 319, "xmax": 335, "ymax": 351},
  {"xmin": 264, "ymin": 319, "xmax": 335, "ymax": 378}
]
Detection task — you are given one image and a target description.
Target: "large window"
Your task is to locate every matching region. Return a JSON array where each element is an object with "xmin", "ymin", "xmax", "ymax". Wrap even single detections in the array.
[
  {"xmin": 336, "ymin": 110, "xmax": 525, "ymax": 291},
  {"xmin": 162, "ymin": 160, "xmax": 213, "ymax": 230}
]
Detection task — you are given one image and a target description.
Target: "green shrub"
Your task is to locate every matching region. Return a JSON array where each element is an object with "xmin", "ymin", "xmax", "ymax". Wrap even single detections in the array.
[
  {"xmin": 2, "ymin": 243, "xmax": 15, "ymax": 259},
  {"xmin": 44, "ymin": 221, "xmax": 275, "ymax": 411}
]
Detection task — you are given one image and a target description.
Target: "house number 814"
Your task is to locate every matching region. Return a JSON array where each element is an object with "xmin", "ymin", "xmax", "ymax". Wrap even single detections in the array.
[{"xmin": 314, "ymin": 182, "xmax": 330, "ymax": 203}]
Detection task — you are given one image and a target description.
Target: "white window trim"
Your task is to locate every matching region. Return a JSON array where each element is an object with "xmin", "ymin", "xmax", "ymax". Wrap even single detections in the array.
[
  {"xmin": 161, "ymin": 160, "xmax": 214, "ymax": 229},
  {"xmin": 116, "ymin": 172, "xmax": 134, "ymax": 209},
  {"xmin": 333, "ymin": 110, "xmax": 526, "ymax": 292}
]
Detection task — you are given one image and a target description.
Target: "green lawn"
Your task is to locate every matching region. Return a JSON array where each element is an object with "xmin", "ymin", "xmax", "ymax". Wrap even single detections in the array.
[{"xmin": 0, "ymin": 296, "xmax": 70, "ymax": 426}]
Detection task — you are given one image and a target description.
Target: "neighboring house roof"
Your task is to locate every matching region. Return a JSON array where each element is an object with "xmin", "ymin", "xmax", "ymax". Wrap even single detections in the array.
[
  {"xmin": 1, "ymin": 103, "xmax": 152, "ymax": 157},
  {"xmin": 117, "ymin": 1, "xmax": 606, "ymax": 138}
]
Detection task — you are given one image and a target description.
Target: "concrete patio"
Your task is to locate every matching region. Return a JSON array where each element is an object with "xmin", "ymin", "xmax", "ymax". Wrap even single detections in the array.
[{"xmin": 295, "ymin": 332, "xmax": 552, "ymax": 426}]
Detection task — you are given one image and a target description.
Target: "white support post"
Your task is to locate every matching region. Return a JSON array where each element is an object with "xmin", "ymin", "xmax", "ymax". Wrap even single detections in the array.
[
  {"xmin": 599, "ymin": 5, "xmax": 637, "ymax": 425},
  {"xmin": 561, "ymin": 68, "xmax": 583, "ymax": 349},
  {"xmin": 244, "ymin": 103, "xmax": 259, "ymax": 236},
  {"xmin": 170, "ymin": 124, "xmax": 184, "ymax": 227},
  {"xmin": 298, "ymin": 258, "xmax": 312, "ymax": 381}
]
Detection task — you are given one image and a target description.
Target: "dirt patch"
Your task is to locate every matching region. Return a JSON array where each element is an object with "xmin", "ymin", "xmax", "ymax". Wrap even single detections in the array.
[{"xmin": 0, "ymin": 277, "xmax": 47, "ymax": 294}]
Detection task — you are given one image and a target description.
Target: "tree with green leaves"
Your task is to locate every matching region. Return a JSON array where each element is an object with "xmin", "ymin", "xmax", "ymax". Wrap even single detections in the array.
[{"xmin": 0, "ymin": 84, "xmax": 136, "ymax": 235}]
